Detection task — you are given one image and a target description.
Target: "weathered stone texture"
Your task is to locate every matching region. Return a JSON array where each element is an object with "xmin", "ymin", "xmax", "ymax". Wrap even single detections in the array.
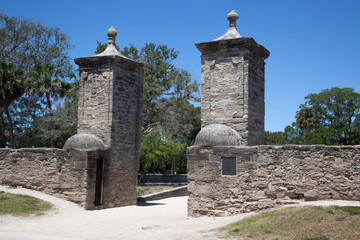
[
  {"xmin": 187, "ymin": 145, "xmax": 360, "ymax": 217},
  {"xmin": 0, "ymin": 148, "xmax": 107, "ymax": 209},
  {"xmin": 196, "ymin": 38, "xmax": 269, "ymax": 146},
  {"xmin": 1, "ymin": 28, "xmax": 144, "ymax": 210},
  {"xmin": 75, "ymin": 55, "xmax": 144, "ymax": 208}
]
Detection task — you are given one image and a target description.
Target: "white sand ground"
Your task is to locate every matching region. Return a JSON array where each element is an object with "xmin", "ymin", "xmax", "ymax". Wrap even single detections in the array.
[{"xmin": 1, "ymin": 185, "xmax": 360, "ymax": 240}]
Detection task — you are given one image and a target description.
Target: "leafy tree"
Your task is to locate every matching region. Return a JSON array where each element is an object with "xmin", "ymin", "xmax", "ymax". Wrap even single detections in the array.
[
  {"xmin": 94, "ymin": 41, "xmax": 119, "ymax": 54},
  {"xmin": 140, "ymin": 129, "xmax": 187, "ymax": 174},
  {"xmin": 295, "ymin": 106, "xmax": 320, "ymax": 144},
  {"xmin": 0, "ymin": 113, "xmax": 7, "ymax": 147},
  {"xmin": 0, "ymin": 12, "xmax": 75, "ymax": 148},
  {"xmin": 26, "ymin": 98, "xmax": 77, "ymax": 148},
  {"xmin": 283, "ymin": 87, "xmax": 360, "ymax": 145},
  {"xmin": 53, "ymin": 97, "xmax": 78, "ymax": 147},
  {"xmin": 159, "ymin": 69, "xmax": 201, "ymax": 144},
  {"xmin": 96, "ymin": 42, "xmax": 188, "ymax": 135},
  {"xmin": 121, "ymin": 44, "xmax": 139, "ymax": 60},
  {"xmin": 17, "ymin": 80, "xmax": 78, "ymax": 148},
  {"xmin": 353, "ymin": 116, "xmax": 360, "ymax": 144},
  {"xmin": 137, "ymin": 43, "xmax": 180, "ymax": 135},
  {"xmin": 13, "ymin": 96, "xmax": 44, "ymax": 147},
  {"xmin": 0, "ymin": 12, "xmax": 74, "ymax": 76},
  {"xmin": 96, "ymin": 42, "xmax": 200, "ymax": 172},
  {"xmin": 0, "ymin": 61, "xmax": 24, "ymax": 148},
  {"xmin": 303, "ymin": 87, "xmax": 360, "ymax": 145},
  {"xmin": 264, "ymin": 131, "xmax": 286, "ymax": 145},
  {"xmin": 282, "ymin": 124, "xmax": 306, "ymax": 144},
  {"xmin": 28, "ymin": 63, "xmax": 73, "ymax": 147}
]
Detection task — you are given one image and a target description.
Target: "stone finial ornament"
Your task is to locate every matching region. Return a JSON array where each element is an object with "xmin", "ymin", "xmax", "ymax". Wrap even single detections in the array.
[
  {"xmin": 214, "ymin": 10, "xmax": 242, "ymax": 41},
  {"xmin": 107, "ymin": 26, "xmax": 117, "ymax": 45},
  {"xmin": 227, "ymin": 10, "xmax": 239, "ymax": 28},
  {"xmin": 95, "ymin": 26, "xmax": 126, "ymax": 57}
]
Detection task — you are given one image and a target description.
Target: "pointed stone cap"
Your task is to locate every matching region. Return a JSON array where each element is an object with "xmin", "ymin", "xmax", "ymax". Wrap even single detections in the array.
[
  {"xmin": 214, "ymin": 10, "xmax": 242, "ymax": 41},
  {"xmin": 195, "ymin": 9, "xmax": 269, "ymax": 60},
  {"xmin": 74, "ymin": 26, "xmax": 146, "ymax": 70},
  {"xmin": 96, "ymin": 26, "xmax": 127, "ymax": 57}
]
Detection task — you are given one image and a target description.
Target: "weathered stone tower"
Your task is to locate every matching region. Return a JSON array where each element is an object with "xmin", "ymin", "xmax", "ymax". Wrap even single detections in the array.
[
  {"xmin": 195, "ymin": 10, "xmax": 269, "ymax": 145},
  {"xmin": 74, "ymin": 27, "xmax": 145, "ymax": 208}
]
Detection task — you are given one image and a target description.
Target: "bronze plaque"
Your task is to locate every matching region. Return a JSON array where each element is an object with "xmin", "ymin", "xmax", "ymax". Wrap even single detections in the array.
[{"xmin": 222, "ymin": 157, "xmax": 236, "ymax": 175}]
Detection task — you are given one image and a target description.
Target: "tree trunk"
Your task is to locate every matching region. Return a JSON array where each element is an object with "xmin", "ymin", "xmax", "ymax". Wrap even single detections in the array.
[
  {"xmin": 4, "ymin": 106, "xmax": 15, "ymax": 148},
  {"xmin": 306, "ymin": 127, "xmax": 311, "ymax": 145},
  {"xmin": 46, "ymin": 93, "xmax": 55, "ymax": 148},
  {"xmin": 171, "ymin": 159, "xmax": 175, "ymax": 174}
]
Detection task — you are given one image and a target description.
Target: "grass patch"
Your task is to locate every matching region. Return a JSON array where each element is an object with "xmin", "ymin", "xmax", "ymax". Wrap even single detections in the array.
[
  {"xmin": 0, "ymin": 191, "xmax": 53, "ymax": 216},
  {"xmin": 219, "ymin": 205, "xmax": 360, "ymax": 240},
  {"xmin": 305, "ymin": 236, "xmax": 330, "ymax": 240},
  {"xmin": 136, "ymin": 188, "xmax": 145, "ymax": 196},
  {"xmin": 333, "ymin": 206, "xmax": 360, "ymax": 215}
]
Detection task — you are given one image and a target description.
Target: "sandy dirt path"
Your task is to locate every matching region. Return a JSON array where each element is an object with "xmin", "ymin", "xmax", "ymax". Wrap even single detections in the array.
[{"xmin": 1, "ymin": 185, "xmax": 360, "ymax": 240}]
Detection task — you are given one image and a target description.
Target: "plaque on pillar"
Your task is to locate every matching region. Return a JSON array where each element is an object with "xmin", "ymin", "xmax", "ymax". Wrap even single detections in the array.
[{"xmin": 222, "ymin": 157, "xmax": 236, "ymax": 176}]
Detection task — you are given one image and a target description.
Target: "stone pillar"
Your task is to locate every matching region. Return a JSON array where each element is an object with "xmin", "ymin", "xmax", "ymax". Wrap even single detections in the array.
[
  {"xmin": 195, "ymin": 10, "xmax": 270, "ymax": 145},
  {"xmin": 74, "ymin": 27, "xmax": 145, "ymax": 208}
]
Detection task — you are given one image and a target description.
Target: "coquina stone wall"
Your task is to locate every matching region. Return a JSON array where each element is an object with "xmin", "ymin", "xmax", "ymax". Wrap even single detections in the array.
[
  {"xmin": 74, "ymin": 35, "xmax": 144, "ymax": 208},
  {"xmin": 187, "ymin": 145, "xmax": 360, "ymax": 217},
  {"xmin": 0, "ymin": 148, "xmax": 108, "ymax": 209},
  {"xmin": 105, "ymin": 60, "xmax": 144, "ymax": 207},
  {"xmin": 196, "ymin": 38, "xmax": 269, "ymax": 146},
  {"xmin": 0, "ymin": 27, "xmax": 144, "ymax": 210}
]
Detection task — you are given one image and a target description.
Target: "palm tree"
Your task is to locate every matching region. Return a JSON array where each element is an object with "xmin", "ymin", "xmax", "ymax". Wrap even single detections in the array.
[
  {"xmin": 295, "ymin": 107, "xmax": 320, "ymax": 144},
  {"xmin": 29, "ymin": 63, "xmax": 72, "ymax": 148},
  {"xmin": 0, "ymin": 62, "xmax": 25, "ymax": 148}
]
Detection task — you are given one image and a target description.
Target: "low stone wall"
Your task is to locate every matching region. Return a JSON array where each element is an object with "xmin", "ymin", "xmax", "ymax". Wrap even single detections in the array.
[
  {"xmin": 0, "ymin": 148, "xmax": 107, "ymax": 209},
  {"xmin": 138, "ymin": 174, "xmax": 187, "ymax": 184},
  {"xmin": 137, "ymin": 185, "xmax": 188, "ymax": 202},
  {"xmin": 187, "ymin": 145, "xmax": 360, "ymax": 217}
]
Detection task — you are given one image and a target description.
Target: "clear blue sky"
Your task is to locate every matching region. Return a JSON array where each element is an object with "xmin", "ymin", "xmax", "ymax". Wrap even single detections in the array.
[{"xmin": 1, "ymin": 0, "xmax": 359, "ymax": 132}]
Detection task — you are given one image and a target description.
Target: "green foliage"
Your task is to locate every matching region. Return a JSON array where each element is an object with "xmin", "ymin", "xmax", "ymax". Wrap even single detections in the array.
[
  {"xmin": 279, "ymin": 87, "xmax": 360, "ymax": 145},
  {"xmin": 305, "ymin": 237, "xmax": 330, "ymax": 240},
  {"xmin": 220, "ymin": 206, "xmax": 360, "ymax": 239},
  {"xmin": 136, "ymin": 188, "xmax": 145, "ymax": 196},
  {"xmin": 97, "ymin": 41, "xmax": 200, "ymax": 140},
  {"xmin": 20, "ymin": 98, "xmax": 77, "ymax": 148},
  {"xmin": 0, "ymin": 61, "xmax": 25, "ymax": 148},
  {"xmin": 0, "ymin": 12, "xmax": 74, "ymax": 76},
  {"xmin": 304, "ymin": 87, "xmax": 360, "ymax": 145},
  {"xmin": 0, "ymin": 62, "xmax": 25, "ymax": 109},
  {"xmin": 295, "ymin": 106, "xmax": 320, "ymax": 144},
  {"xmin": 0, "ymin": 191, "xmax": 53, "ymax": 216},
  {"xmin": 283, "ymin": 124, "xmax": 304, "ymax": 144},
  {"xmin": 28, "ymin": 63, "xmax": 74, "ymax": 147},
  {"xmin": 264, "ymin": 131, "xmax": 286, "ymax": 145},
  {"xmin": 96, "ymin": 41, "xmax": 200, "ymax": 173},
  {"xmin": 0, "ymin": 12, "xmax": 75, "ymax": 148},
  {"xmin": 121, "ymin": 44, "xmax": 139, "ymax": 60},
  {"xmin": 158, "ymin": 69, "xmax": 200, "ymax": 144},
  {"xmin": 94, "ymin": 41, "xmax": 119, "ymax": 54},
  {"xmin": 0, "ymin": 114, "xmax": 7, "ymax": 147},
  {"xmin": 333, "ymin": 206, "xmax": 360, "ymax": 215},
  {"xmin": 140, "ymin": 129, "xmax": 188, "ymax": 174},
  {"xmin": 126, "ymin": 43, "xmax": 182, "ymax": 135}
]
